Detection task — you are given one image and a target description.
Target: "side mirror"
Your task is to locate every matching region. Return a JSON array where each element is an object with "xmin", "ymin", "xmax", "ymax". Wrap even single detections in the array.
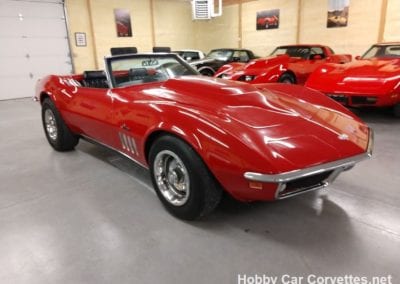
[
  {"xmin": 312, "ymin": 54, "xmax": 323, "ymax": 60},
  {"xmin": 232, "ymin": 56, "xmax": 241, "ymax": 62},
  {"xmin": 355, "ymin": 55, "xmax": 361, "ymax": 60},
  {"xmin": 185, "ymin": 57, "xmax": 192, "ymax": 62}
]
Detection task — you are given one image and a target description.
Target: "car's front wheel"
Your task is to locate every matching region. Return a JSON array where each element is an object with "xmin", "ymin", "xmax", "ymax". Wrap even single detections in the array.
[
  {"xmin": 149, "ymin": 135, "xmax": 222, "ymax": 220},
  {"xmin": 42, "ymin": 98, "xmax": 79, "ymax": 151}
]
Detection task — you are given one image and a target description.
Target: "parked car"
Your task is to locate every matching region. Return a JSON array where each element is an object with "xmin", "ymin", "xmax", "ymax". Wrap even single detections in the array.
[
  {"xmin": 190, "ymin": 48, "xmax": 257, "ymax": 76},
  {"xmin": 173, "ymin": 49, "xmax": 205, "ymax": 62},
  {"xmin": 35, "ymin": 53, "xmax": 373, "ymax": 220},
  {"xmin": 215, "ymin": 44, "xmax": 351, "ymax": 85},
  {"xmin": 305, "ymin": 42, "xmax": 400, "ymax": 116}
]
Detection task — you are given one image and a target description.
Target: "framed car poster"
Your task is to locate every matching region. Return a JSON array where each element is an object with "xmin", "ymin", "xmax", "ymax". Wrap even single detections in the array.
[
  {"xmin": 114, "ymin": 8, "xmax": 133, "ymax": 37},
  {"xmin": 256, "ymin": 9, "xmax": 280, "ymax": 30},
  {"xmin": 327, "ymin": 0, "xmax": 350, "ymax": 28}
]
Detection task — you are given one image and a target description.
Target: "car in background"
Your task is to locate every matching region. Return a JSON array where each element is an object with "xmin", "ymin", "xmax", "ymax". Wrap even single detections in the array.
[
  {"xmin": 190, "ymin": 48, "xmax": 257, "ymax": 76},
  {"xmin": 34, "ymin": 53, "xmax": 372, "ymax": 220},
  {"xmin": 215, "ymin": 44, "xmax": 351, "ymax": 85},
  {"xmin": 173, "ymin": 49, "xmax": 205, "ymax": 62},
  {"xmin": 306, "ymin": 42, "xmax": 400, "ymax": 116}
]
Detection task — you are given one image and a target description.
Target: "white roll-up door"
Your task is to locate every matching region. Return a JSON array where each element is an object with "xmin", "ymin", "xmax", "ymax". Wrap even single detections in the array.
[{"xmin": 0, "ymin": 0, "xmax": 72, "ymax": 100}]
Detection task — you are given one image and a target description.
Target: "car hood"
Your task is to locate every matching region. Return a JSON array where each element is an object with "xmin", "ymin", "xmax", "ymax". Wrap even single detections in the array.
[
  {"xmin": 306, "ymin": 58, "xmax": 400, "ymax": 94},
  {"xmin": 155, "ymin": 76, "xmax": 369, "ymax": 172},
  {"xmin": 238, "ymin": 54, "xmax": 293, "ymax": 72}
]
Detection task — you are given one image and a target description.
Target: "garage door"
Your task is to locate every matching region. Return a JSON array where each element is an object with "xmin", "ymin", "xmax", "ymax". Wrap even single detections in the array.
[{"xmin": 0, "ymin": 0, "xmax": 72, "ymax": 100}]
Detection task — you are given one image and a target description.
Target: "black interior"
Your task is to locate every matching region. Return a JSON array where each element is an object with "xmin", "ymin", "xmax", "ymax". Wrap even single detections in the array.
[{"xmin": 82, "ymin": 71, "xmax": 109, "ymax": 88}]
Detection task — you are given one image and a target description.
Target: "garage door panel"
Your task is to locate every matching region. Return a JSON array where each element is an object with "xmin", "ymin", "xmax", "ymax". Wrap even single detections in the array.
[
  {"xmin": 0, "ymin": 37, "xmax": 27, "ymax": 57},
  {"xmin": 0, "ymin": 0, "xmax": 71, "ymax": 100},
  {"xmin": 24, "ymin": 18, "xmax": 68, "ymax": 37},
  {"xmin": 0, "ymin": 17, "xmax": 26, "ymax": 37},
  {"xmin": 0, "ymin": 1, "xmax": 64, "ymax": 19},
  {"xmin": 1, "ymin": 76, "xmax": 35, "ymax": 100},
  {"xmin": 0, "ymin": 58, "xmax": 30, "ymax": 77},
  {"xmin": 29, "ymin": 57, "xmax": 72, "ymax": 76},
  {"xmin": 24, "ymin": 37, "xmax": 70, "ymax": 57}
]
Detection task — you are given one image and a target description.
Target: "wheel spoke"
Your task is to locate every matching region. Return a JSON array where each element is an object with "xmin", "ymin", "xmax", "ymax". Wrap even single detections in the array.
[{"xmin": 153, "ymin": 150, "xmax": 190, "ymax": 206}]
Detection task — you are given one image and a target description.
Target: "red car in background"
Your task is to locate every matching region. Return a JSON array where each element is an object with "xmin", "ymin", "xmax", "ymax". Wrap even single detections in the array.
[
  {"xmin": 215, "ymin": 44, "xmax": 351, "ymax": 85},
  {"xmin": 306, "ymin": 42, "xmax": 400, "ymax": 116}
]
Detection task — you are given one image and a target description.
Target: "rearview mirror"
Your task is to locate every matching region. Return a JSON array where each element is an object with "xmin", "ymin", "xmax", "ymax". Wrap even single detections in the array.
[{"xmin": 355, "ymin": 55, "xmax": 361, "ymax": 60}]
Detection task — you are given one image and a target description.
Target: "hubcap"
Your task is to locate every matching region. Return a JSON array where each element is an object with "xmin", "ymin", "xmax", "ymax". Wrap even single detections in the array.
[
  {"xmin": 44, "ymin": 109, "xmax": 58, "ymax": 141},
  {"xmin": 153, "ymin": 150, "xmax": 190, "ymax": 206}
]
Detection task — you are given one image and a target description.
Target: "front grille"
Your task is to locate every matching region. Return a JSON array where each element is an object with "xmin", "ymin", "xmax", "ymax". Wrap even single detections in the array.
[
  {"xmin": 351, "ymin": 96, "xmax": 377, "ymax": 105},
  {"xmin": 277, "ymin": 171, "xmax": 333, "ymax": 198}
]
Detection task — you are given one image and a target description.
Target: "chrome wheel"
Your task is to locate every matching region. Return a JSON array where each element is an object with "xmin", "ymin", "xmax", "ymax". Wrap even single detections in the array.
[
  {"xmin": 153, "ymin": 150, "xmax": 190, "ymax": 206},
  {"xmin": 44, "ymin": 109, "xmax": 58, "ymax": 141}
]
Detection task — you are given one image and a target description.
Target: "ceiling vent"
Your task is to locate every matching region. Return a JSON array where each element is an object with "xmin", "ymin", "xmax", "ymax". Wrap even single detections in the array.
[{"xmin": 191, "ymin": 0, "xmax": 222, "ymax": 20}]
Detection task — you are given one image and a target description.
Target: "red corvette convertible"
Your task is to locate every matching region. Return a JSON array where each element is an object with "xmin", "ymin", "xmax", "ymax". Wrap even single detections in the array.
[
  {"xmin": 35, "ymin": 53, "xmax": 372, "ymax": 220},
  {"xmin": 215, "ymin": 44, "xmax": 351, "ymax": 85},
  {"xmin": 306, "ymin": 42, "xmax": 400, "ymax": 116}
]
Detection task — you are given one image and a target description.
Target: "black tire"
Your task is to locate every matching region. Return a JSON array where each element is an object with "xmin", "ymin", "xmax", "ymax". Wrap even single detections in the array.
[
  {"xmin": 199, "ymin": 68, "xmax": 215, "ymax": 76},
  {"xmin": 149, "ymin": 135, "xmax": 222, "ymax": 220},
  {"xmin": 41, "ymin": 98, "xmax": 79, "ymax": 151},
  {"xmin": 393, "ymin": 103, "xmax": 400, "ymax": 117},
  {"xmin": 278, "ymin": 73, "xmax": 295, "ymax": 84}
]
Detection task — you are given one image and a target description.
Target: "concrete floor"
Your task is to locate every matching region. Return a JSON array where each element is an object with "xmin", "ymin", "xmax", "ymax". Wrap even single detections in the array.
[{"xmin": 0, "ymin": 98, "xmax": 399, "ymax": 284}]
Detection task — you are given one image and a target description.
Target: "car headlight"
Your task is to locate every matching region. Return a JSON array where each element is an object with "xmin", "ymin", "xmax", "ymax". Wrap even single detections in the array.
[{"xmin": 239, "ymin": 75, "xmax": 255, "ymax": 82}]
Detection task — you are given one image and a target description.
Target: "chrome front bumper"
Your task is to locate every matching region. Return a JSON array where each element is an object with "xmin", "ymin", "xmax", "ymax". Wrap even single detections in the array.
[{"xmin": 244, "ymin": 129, "xmax": 374, "ymax": 199}]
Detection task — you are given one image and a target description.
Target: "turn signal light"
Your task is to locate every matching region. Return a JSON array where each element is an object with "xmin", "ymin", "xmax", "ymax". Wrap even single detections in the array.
[{"xmin": 249, "ymin": 181, "xmax": 263, "ymax": 190}]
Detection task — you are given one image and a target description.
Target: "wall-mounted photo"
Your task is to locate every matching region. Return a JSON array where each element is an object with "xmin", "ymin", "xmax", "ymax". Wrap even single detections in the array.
[
  {"xmin": 256, "ymin": 9, "xmax": 279, "ymax": 30},
  {"xmin": 327, "ymin": 0, "xmax": 349, "ymax": 28},
  {"xmin": 114, "ymin": 8, "xmax": 132, "ymax": 37}
]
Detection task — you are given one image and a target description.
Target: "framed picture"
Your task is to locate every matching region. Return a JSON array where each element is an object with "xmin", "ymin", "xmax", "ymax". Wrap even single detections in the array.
[
  {"xmin": 256, "ymin": 9, "xmax": 279, "ymax": 30},
  {"xmin": 114, "ymin": 8, "xmax": 132, "ymax": 37},
  {"xmin": 327, "ymin": 0, "xmax": 349, "ymax": 28},
  {"xmin": 74, "ymin": 32, "xmax": 87, "ymax": 47}
]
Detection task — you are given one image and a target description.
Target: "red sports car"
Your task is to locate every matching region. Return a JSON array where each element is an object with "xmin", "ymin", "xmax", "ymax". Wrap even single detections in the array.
[
  {"xmin": 305, "ymin": 42, "xmax": 400, "ymax": 116},
  {"xmin": 35, "ymin": 53, "xmax": 373, "ymax": 220},
  {"xmin": 215, "ymin": 44, "xmax": 351, "ymax": 85}
]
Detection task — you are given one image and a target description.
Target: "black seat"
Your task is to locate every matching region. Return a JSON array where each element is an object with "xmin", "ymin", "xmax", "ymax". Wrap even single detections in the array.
[
  {"xmin": 110, "ymin": 47, "xmax": 138, "ymax": 55},
  {"xmin": 153, "ymin": 46, "xmax": 171, "ymax": 53},
  {"xmin": 82, "ymin": 71, "xmax": 108, "ymax": 88},
  {"xmin": 129, "ymin": 68, "xmax": 148, "ymax": 81}
]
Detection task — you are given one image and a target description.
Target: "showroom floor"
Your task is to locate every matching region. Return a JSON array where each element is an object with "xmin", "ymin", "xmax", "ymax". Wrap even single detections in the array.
[{"xmin": 0, "ymin": 98, "xmax": 399, "ymax": 284}]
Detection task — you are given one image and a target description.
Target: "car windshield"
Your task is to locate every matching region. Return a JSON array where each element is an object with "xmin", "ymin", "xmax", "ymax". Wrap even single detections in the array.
[
  {"xmin": 270, "ymin": 46, "xmax": 311, "ymax": 59},
  {"xmin": 362, "ymin": 45, "xmax": 400, "ymax": 59},
  {"xmin": 107, "ymin": 54, "xmax": 198, "ymax": 88},
  {"xmin": 206, "ymin": 50, "xmax": 233, "ymax": 61}
]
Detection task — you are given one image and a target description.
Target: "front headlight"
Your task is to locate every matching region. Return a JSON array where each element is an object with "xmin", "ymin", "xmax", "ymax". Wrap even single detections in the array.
[{"xmin": 239, "ymin": 75, "xmax": 255, "ymax": 82}]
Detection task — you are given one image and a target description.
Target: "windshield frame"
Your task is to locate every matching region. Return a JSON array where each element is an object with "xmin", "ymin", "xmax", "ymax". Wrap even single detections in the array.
[
  {"xmin": 361, "ymin": 44, "xmax": 400, "ymax": 59},
  {"xmin": 104, "ymin": 53, "xmax": 199, "ymax": 88},
  {"xmin": 206, "ymin": 49, "xmax": 234, "ymax": 61},
  {"xmin": 270, "ymin": 46, "xmax": 312, "ymax": 59}
]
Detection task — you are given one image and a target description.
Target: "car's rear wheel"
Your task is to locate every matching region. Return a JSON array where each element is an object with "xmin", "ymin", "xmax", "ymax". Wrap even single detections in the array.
[
  {"xmin": 393, "ymin": 103, "xmax": 400, "ymax": 117},
  {"xmin": 278, "ymin": 73, "xmax": 295, "ymax": 84},
  {"xmin": 42, "ymin": 98, "xmax": 79, "ymax": 151},
  {"xmin": 149, "ymin": 135, "xmax": 222, "ymax": 220}
]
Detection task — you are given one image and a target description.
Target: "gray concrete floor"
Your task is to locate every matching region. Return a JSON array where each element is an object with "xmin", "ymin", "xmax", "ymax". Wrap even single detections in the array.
[{"xmin": 0, "ymin": 98, "xmax": 399, "ymax": 284}]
